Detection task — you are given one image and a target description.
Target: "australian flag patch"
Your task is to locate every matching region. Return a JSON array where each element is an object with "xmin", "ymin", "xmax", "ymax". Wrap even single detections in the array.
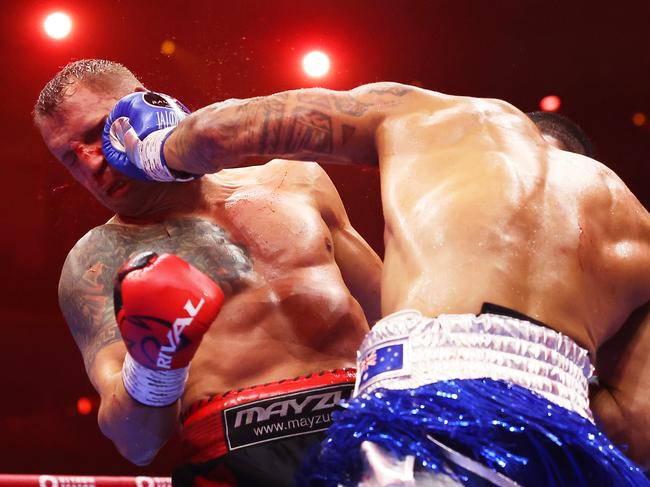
[{"xmin": 357, "ymin": 339, "xmax": 409, "ymax": 392}]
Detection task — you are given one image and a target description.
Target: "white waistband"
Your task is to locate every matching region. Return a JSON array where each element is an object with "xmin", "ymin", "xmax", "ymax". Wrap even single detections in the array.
[{"xmin": 355, "ymin": 310, "xmax": 595, "ymax": 420}]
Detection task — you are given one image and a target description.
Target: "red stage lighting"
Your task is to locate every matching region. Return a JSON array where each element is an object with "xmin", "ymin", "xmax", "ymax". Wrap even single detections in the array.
[
  {"xmin": 44, "ymin": 12, "xmax": 72, "ymax": 39},
  {"xmin": 540, "ymin": 95, "xmax": 561, "ymax": 112},
  {"xmin": 303, "ymin": 51, "xmax": 330, "ymax": 78},
  {"xmin": 632, "ymin": 112, "xmax": 646, "ymax": 127},
  {"xmin": 76, "ymin": 396, "xmax": 92, "ymax": 415}
]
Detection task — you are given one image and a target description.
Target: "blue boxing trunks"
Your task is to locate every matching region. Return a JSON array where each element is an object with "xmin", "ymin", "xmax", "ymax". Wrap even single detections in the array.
[
  {"xmin": 299, "ymin": 309, "xmax": 649, "ymax": 486},
  {"xmin": 174, "ymin": 369, "xmax": 355, "ymax": 487}
]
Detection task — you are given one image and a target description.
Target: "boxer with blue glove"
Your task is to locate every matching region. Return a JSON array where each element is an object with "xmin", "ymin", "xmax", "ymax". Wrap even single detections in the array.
[
  {"xmin": 103, "ymin": 90, "xmax": 196, "ymax": 182},
  {"xmin": 99, "ymin": 69, "xmax": 650, "ymax": 484}
]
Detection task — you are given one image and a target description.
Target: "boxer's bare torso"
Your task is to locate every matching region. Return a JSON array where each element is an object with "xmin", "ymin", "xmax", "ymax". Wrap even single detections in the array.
[
  {"xmin": 376, "ymin": 95, "xmax": 650, "ymax": 356},
  {"xmin": 38, "ymin": 79, "xmax": 380, "ymax": 465},
  {"xmin": 375, "ymin": 93, "xmax": 650, "ymax": 466},
  {"xmin": 164, "ymin": 82, "xmax": 650, "ymax": 465},
  {"xmin": 170, "ymin": 84, "xmax": 650, "ymax": 355},
  {"xmin": 60, "ymin": 161, "xmax": 375, "ymax": 408}
]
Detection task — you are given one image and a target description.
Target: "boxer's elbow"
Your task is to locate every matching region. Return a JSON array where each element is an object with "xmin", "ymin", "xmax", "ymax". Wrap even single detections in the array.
[
  {"xmin": 114, "ymin": 437, "xmax": 157, "ymax": 466},
  {"xmin": 592, "ymin": 387, "xmax": 650, "ymax": 469},
  {"xmin": 98, "ymin": 413, "xmax": 159, "ymax": 466},
  {"xmin": 123, "ymin": 448, "xmax": 157, "ymax": 467},
  {"xmin": 620, "ymin": 402, "xmax": 650, "ymax": 470},
  {"xmin": 97, "ymin": 395, "xmax": 168, "ymax": 466},
  {"xmin": 620, "ymin": 430, "xmax": 650, "ymax": 471}
]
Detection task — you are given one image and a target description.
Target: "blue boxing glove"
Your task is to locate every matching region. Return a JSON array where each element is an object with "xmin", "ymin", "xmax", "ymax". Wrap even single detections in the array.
[{"xmin": 103, "ymin": 91, "xmax": 196, "ymax": 182}]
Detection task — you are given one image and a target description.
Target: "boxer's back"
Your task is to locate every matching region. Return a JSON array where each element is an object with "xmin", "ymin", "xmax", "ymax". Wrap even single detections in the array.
[{"xmin": 377, "ymin": 96, "xmax": 650, "ymax": 354}]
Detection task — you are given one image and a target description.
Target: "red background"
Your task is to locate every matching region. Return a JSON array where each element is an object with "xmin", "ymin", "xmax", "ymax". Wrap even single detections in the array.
[{"xmin": 1, "ymin": 0, "xmax": 649, "ymax": 476}]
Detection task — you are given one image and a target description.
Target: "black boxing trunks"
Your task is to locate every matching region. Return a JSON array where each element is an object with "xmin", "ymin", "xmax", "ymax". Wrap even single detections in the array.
[{"xmin": 172, "ymin": 369, "xmax": 356, "ymax": 487}]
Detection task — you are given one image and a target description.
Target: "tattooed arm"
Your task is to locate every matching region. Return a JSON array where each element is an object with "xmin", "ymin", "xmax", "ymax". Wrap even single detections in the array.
[
  {"xmin": 163, "ymin": 82, "xmax": 425, "ymax": 175},
  {"xmin": 58, "ymin": 227, "xmax": 178, "ymax": 466}
]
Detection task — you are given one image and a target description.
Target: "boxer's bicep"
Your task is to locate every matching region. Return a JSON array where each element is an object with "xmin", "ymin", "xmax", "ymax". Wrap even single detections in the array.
[
  {"xmin": 58, "ymin": 240, "xmax": 124, "ymax": 387},
  {"xmin": 592, "ymin": 302, "xmax": 650, "ymax": 468}
]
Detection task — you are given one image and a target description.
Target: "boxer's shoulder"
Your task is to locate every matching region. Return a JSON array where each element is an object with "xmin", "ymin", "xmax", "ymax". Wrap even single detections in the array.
[
  {"xmin": 63, "ymin": 224, "xmax": 131, "ymax": 278},
  {"xmin": 65, "ymin": 223, "xmax": 159, "ymax": 276},
  {"xmin": 276, "ymin": 159, "xmax": 334, "ymax": 190},
  {"xmin": 227, "ymin": 158, "xmax": 325, "ymax": 196},
  {"xmin": 59, "ymin": 226, "xmax": 126, "ymax": 368},
  {"xmin": 264, "ymin": 158, "xmax": 323, "ymax": 181},
  {"xmin": 66, "ymin": 219, "xmax": 254, "ymax": 294}
]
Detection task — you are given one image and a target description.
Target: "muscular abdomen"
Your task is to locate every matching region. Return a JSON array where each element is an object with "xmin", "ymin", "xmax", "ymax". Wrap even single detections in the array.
[
  {"xmin": 185, "ymin": 266, "xmax": 367, "ymax": 403},
  {"xmin": 179, "ymin": 178, "xmax": 369, "ymax": 404}
]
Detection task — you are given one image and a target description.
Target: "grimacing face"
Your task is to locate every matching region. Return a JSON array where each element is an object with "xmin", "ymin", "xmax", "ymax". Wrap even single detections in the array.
[{"xmin": 38, "ymin": 82, "xmax": 152, "ymax": 213}]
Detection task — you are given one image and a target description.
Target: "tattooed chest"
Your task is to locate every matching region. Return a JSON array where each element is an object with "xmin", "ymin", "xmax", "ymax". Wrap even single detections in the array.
[{"xmin": 103, "ymin": 218, "xmax": 253, "ymax": 295}]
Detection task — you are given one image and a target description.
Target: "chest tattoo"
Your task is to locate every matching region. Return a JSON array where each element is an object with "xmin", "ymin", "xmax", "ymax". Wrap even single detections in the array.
[{"xmin": 102, "ymin": 218, "xmax": 253, "ymax": 296}]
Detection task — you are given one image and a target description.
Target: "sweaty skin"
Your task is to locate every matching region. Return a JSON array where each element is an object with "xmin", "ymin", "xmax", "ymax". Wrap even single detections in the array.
[
  {"xmin": 37, "ymin": 83, "xmax": 381, "ymax": 465},
  {"xmin": 162, "ymin": 82, "xmax": 650, "ymax": 467}
]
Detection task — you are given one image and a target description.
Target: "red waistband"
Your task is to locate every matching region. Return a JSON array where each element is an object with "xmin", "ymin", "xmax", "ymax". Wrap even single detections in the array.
[{"xmin": 180, "ymin": 368, "xmax": 356, "ymax": 464}]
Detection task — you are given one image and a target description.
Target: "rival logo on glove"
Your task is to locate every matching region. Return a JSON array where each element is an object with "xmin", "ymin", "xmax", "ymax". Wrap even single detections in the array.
[
  {"xmin": 114, "ymin": 251, "xmax": 225, "ymax": 371},
  {"xmin": 157, "ymin": 297, "xmax": 205, "ymax": 369}
]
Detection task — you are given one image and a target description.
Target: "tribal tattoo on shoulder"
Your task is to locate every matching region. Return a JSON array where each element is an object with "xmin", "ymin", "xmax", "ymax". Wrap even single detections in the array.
[
  {"xmin": 60, "ymin": 218, "xmax": 253, "ymax": 370},
  {"xmin": 59, "ymin": 255, "xmax": 119, "ymax": 372}
]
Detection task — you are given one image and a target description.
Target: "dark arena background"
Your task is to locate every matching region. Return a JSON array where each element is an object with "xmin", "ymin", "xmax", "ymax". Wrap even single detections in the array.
[{"xmin": 1, "ymin": 0, "xmax": 649, "ymax": 479}]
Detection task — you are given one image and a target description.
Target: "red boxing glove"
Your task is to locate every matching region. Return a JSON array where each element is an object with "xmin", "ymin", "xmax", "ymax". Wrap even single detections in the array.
[{"xmin": 114, "ymin": 252, "xmax": 224, "ymax": 406}]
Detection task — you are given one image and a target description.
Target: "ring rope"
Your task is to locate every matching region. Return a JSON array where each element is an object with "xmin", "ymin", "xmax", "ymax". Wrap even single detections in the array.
[{"xmin": 0, "ymin": 475, "xmax": 171, "ymax": 487}]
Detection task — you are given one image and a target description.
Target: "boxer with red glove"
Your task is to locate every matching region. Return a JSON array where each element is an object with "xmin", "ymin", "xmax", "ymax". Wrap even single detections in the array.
[
  {"xmin": 114, "ymin": 252, "xmax": 224, "ymax": 407},
  {"xmin": 103, "ymin": 91, "xmax": 196, "ymax": 182}
]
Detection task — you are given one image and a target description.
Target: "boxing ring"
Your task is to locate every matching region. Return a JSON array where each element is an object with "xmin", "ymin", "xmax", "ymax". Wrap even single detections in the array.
[{"xmin": 0, "ymin": 475, "xmax": 171, "ymax": 487}]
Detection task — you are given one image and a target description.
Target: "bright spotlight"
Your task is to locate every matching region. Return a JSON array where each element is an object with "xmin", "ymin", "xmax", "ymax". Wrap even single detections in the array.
[
  {"xmin": 76, "ymin": 397, "xmax": 92, "ymax": 415},
  {"xmin": 302, "ymin": 51, "xmax": 330, "ymax": 78},
  {"xmin": 540, "ymin": 95, "xmax": 561, "ymax": 112},
  {"xmin": 44, "ymin": 12, "xmax": 72, "ymax": 39},
  {"xmin": 632, "ymin": 112, "xmax": 646, "ymax": 127}
]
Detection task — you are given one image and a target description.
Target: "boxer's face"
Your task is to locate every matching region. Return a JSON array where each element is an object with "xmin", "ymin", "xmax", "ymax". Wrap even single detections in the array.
[{"xmin": 39, "ymin": 81, "xmax": 151, "ymax": 213}]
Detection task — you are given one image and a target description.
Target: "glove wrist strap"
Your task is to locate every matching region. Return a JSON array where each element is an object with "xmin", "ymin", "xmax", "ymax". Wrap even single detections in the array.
[
  {"xmin": 122, "ymin": 352, "xmax": 189, "ymax": 407},
  {"xmin": 138, "ymin": 127, "xmax": 195, "ymax": 182}
]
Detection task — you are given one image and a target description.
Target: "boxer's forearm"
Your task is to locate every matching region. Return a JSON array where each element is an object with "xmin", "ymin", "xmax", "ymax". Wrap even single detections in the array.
[
  {"xmin": 163, "ymin": 84, "xmax": 417, "ymax": 174},
  {"xmin": 97, "ymin": 370, "xmax": 180, "ymax": 466},
  {"xmin": 591, "ymin": 303, "xmax": 650, "ymax": 470}
]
